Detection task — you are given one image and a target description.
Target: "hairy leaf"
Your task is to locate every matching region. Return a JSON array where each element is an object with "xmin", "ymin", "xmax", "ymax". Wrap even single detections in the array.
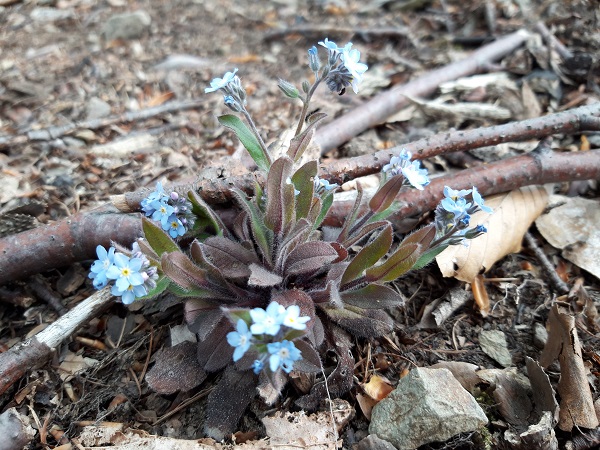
[
  {"xmin": 142, "ymin": 217, "xmax": 179, "ymax": 256},
  {"xmin": 218, "ymin": 114, "xmax": 270, "ymax": 172},
  {"xmin": 146, "ymin": 342, "xmax": 206, "ymax": 395},
  {"xmin": 341, "ymin": 284, "xmax": 405, "ymax": 309},
  {"xmin": 203, "ymin": 366, "xmax": 257, "ymax": 441},
  {"xmin": 188, "ymin": 191, "xmax": 229, "ymax": 238},
  {"xmin": 291, "ymin": 161, "xmax": 318, "ymax": 220},
  {"xmin": 285, "ymin": 241, "xmax": 338, "ymax": 277},
  {"xmin": 186, "ymin": 306, "xmax": 223, "ymax": 340},
  {"xmin": 196, "ymin": 319, "xmax": 232, "ymax": 369},
  {"xmin": 135, "ymin": 238, "xmax": 160, "ymax": 266},
  {"xmin": 257, "ymin": 368, "xmax": 287, "ymax": 405},
  {"xmin": 275, "ymin": 219, "xmax": 312, "ymax": 273},
  {"xmin": 200, "ymin": 236, "xmax": 258, "ymax": 279},
  {"xmin": 287, "ymin": 112, "xmax": 326, "ymax": 162},
  {"xmin": 365, "ymin": 243, "xmax": 422, "ymax": 282},
  {"xmin": 340, "ymin": 220, "xmax": 389, "ymax": 248},
  {"xmin": 368, "ymin": 174, "xmax": 405, "ymax": 214},
  {"xmin": 341, "ymin": 224, "xmax": 393, "ymax": 286},
  {"xmin": 323, "ymin": 305, "xmax": 394, "ymax": 337},
  {"xmin": 337, "ymin": 183, "xmax": 364, "ymax": 243},
  {"xmin": 401, "ymin": 223, "xmax": 436, "ymax": 248},
  {"xmin": 412, "ymin": 244, "xmax": 449, "ymax": 270},
  {"xmin": 136, "ymin": 275, "xmax": 170, "ymax": 300},
  {"xmin": 293, "ymin": 339, "xmax": 322, "ymax": 373},
  {"xmin": 314, "ymin": 191, "xmax": 334, "ymax": 229},
  {"xmin": 265, "ymin": 156, "xmax": 295, "ymax": 235},
  {"xmin": 231, "ymin": 188, "xmax": 273, "ymax": 265},
  {"xmin": 248, "ymin": 263, "xmax": 283, "ymax": 287},
  {"xmin": 330, "ymin": 242, "xmax": 348, "ymax": 263}
]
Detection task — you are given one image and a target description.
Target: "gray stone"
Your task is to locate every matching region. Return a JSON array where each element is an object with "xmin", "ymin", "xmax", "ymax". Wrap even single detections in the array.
[
  {"xmin": 479, "ymin": 329, "xmax": 513, "ymax": 367},
  {"xmin": 30, "ymin": 7, "xmax": 74, "ymax": 22},
  {"xmin": 369, "ymin": 368, "xmax": 488, "ymax": 450},
  {"xmin": 102, "ymin": 11, "xmax": 151, "ymax": 41},
  {"xmin": 85, "ymin": 97, "xmax": 112, "ymax": 120},
  {"xmin": 357, "ymin": 434, "xmax": 398, "ymax": 450}
]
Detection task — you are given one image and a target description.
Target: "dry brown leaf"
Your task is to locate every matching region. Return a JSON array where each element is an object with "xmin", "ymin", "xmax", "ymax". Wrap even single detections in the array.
[
  {"xmin": 471, "ymin": 274, "xmax": 490, "ymax": 316},
  {"xmin": 539, "ymin": 304, "xmax": 599, "ymax": 431},
  {"xmin": 363, "ymin": 374, "xmax": 394, "ymax": 401},
  {"xmin": 436, "ymin": 185, "xmax": 549, "ymax": 282}
]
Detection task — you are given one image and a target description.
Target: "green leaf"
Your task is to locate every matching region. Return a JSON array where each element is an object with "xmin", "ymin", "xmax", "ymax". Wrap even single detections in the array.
[
  {"xmin": 365, "ymin": 243, "xmax": 422, "ymax": 282},
  {"xmin": 286, "ymin": 112, "xmax": 326, "ymax": 162},
  {"xmin": 291, "ymin": 161, "xmax": 318, "ymax": 220},
  {"xmin": 135, "ymin": 275, "xmax": 171, "ymax": 301},
  {"xmin": 341, "ymin": 224, "xmax": 393, "ymax": 286},
  {"xmin": 218, "ymin": 114, "xmax": 270, "ymax": 172},
  {"xmin": 412, "ymin": 244, "xmax": 449, "ymax": 270},
  {"xmin": 401, "ymin": 224, "xmax": 436, "ymax": 248},
  {"xmin": 340, "ymin": 220, "xmax": 388, "ymax": 248},
  {"xmin": 314, "ymin": 191, "xmax": 334, "ymax": 229},
  {"xmin": 231, "ymin": 188, "xmax": 273, "ymax": 265},
  {"xmin": 187, "ymin": 191, "xmax": 228, "ymax": 237},
  {"xmin": 142, "ymin": 217, "xmax": 179, "ymax": 256},
  {"xmin": 368, "ymin": 174, "xmax": 405, "ymax": 214},
  {"xmin": 264, "ymin": 156, "xmax": 294, "ymax": 235},
  {"xmin": 341, "ymin": 284, "xmax": 405, "ymax": 309},
  {"xmin": 337, "ymin": 184, "xmax": 364, "ymax": 243}
]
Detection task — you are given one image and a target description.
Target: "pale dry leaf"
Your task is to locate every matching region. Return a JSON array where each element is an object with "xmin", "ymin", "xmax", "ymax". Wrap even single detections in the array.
[
  {"xmin": 436, "ymin": 185, "xmax": 549, "ymax": 282},
  {"xmin": 58, "ymin": 351, "xmax": 98, "ymax": 381},
  {"xmin": 363, "ymin": 374, "xmax": 394, "ymax": 401},
  {"xmin": 539, "ymin": 304, "xmax": 599, "ymax": 431}
]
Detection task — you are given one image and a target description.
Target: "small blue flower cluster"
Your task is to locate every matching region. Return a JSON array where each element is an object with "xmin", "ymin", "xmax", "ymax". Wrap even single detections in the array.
[
  {"xmin": 382, "ymin": 149, "xmax": 430, "ymax": 190},
  {"xmin": 227, "ymin": 301, "xmax": 310, "ymax": 374},
  {"xmin": 311, "ymin": 38, "xmax": 368, "ymax": 95},
  {"xmin": 204, "ymin": 68, "xmax": 247, "ymax": 113},
  {"xmin": 434, "ymin": 186, "xmax": 493, "ymax": 245},
  {"xmin": 88, "ymin": 243, "xmax": 158, "ymax": 304},
  {"xmin": 313, "ymin": 175, "xmax": 339, "ymax": 195},
  {"xmin": 141, "ymin": 182, "xmax": 194, "ymax": 238}
]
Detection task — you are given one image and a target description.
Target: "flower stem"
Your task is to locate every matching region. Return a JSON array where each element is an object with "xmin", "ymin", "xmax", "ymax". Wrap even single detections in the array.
[{"xmin": 294, "ymin": 78, "xmax": 322, "ymax": 137}]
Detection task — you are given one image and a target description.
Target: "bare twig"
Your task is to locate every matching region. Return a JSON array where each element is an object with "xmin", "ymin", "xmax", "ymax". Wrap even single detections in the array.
[
  {"xmin": 534, "ymin": 21, "xmax": 573, "ymax": 60},
  {"xmin": 29, "ymin": 275, "xmax": 68, "ymax": 316},
  {"xmin": 524, "ymin": 232, "xmax": 570, "ymax": 294},
  {"xmin": 0, "ymin": 288, "xmax": 114, "ymax": 395},
  {"xmin": 0, "ymin": 99, "xmax": 207, "ymax": 150},
  {"xmin": 320, "ymin": 102, "xmax": 600, "ymax": 184},
  {"xmin": 314, "ymin": 29, "xmax": 531, "ymax": 153}
]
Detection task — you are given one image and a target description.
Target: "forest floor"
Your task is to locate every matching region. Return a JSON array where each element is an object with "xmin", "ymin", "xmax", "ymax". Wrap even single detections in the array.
[{"xmin": 1, "ymin": 0, "xmax": 599, "ymax": 449}]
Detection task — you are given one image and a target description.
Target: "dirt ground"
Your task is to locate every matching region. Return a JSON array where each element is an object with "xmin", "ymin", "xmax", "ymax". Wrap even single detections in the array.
[{"xmin": 1, "ymin": 0, "xmax": 600, "ymax": 448}]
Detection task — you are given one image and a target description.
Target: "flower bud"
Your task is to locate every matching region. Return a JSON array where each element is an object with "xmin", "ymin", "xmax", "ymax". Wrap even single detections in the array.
[
  {"xmin": 277, "ymin": 79, "xmax": 299, "ymax": 99},
  {"xmin": 307, "ymin": 46, "xmax": 321, "ymax": 72}
]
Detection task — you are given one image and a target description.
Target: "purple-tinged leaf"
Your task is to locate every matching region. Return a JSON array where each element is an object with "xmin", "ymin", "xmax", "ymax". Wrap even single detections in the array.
[
  {"xmin": 341, "ymin": 284, "xmax": 406, "ymax": 309},
  {"xmin": 146, "ymin": 342, "xmax": 206, "ymax": 395},
  {"xmin": 330, "ymin": 242, "xmax": 348, "ymax": 263},
  {"xmin": 199, "ymin": 236, "xmax": 258, "ymax": 279},
  {"xmin": 186, "ymin": 306, "xmax": 223, "ymax": 340},
  {"xmin": 142, "ymin": 217, "xmax": 179, "ymax": 256},
  {"xmin": 196, "ymin": 318, "xmax": 231, "ymax": 369},
  {"xmin": 248, "ymin": 263, "xmax": 283, "ymax": 287},
  {"xmin": 231, "ymin": 188, "xmax": 273, "ymax": 265},
  {"xmin": 401, "ymin": 223, "xmax": 436, "ymax": 248},
  {"xmin": 136, "ymin": 238, "xmax": 159, "ymax": 266},
  {"xmin": 275, "ymin": 219, "xmax": 312, "ymax": 273},
  {"xmin": 291, "ymin": 160, "xmax": 318, "ymax": 220},
  {"xmin": 365, "ymin": 243, "xmax": 422, "ymax": 282},
  {"xmin": 285, "ymin": 241, "xmax": 338, "ymax": 277},
  {"xmin": 341, "ymin": 224, "xmax": 393, "ymax": 286},
  {"xmin": 232, "ymin": 211, "xmax": 251, "ymax": 243},
  {"xmin": 187, "ymin": 190, "xmax": 230, "ymax": 238},
  {"xmin": 287, "ymin": 112, "xmax": 326, "ymax": 162},
  {"xmin": 204, "ymin": 337, "xmax": 235, "ymax": 372},
  {"xmin": 264, "ymin": 156, "xmax": 295, "ymax": 235},
  {"xmin": 307, "ymin": 315, "xmax": 325, "ymax": 347},
  {"xmin": 322, "ymin": 305, "xmax": 394, "ymax": 337},
  {"xmin": 203, "ymin": 366, "xmax": 257, "ymax": 441},
  {"xmin": 306, "ymin": 195, "xmax": 322, "ymax": 224},
  {"xmin": 369, "ymin": 174, "xmax": 404, "ymax": 214},
  {"xmin": 337, "ymin": 183, "xmax": 365, "ymax": 244},
  {"xmin": 293, "ymin": 339, "xmax": 322, "ymax": 373},
  {"xmin": 340, "ymin": 220, "xmax": 389, "ymax": 248},
  {"xmin": 257, "ymin": 367, "xmax": 287, "ymax": 405}
]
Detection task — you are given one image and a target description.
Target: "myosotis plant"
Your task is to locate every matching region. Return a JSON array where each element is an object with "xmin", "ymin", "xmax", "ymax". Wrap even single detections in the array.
[{"xmin": 88, "ymin": 38, "xmax": 492, "ymax": 441}]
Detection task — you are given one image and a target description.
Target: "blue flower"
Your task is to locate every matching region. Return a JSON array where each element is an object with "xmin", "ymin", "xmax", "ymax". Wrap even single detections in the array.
[
  {"xmin": 150, "ymin": 199, "xmax": 175, "ymax": 228},
  {"xmin": 111, "ymin": 282, "xmax": 147, "ymax": 305},
  {"xmin": 472, "ymin": 186, "xmax": 493, "ymax": 213},
  {"xmin": 282, "ymin": 305, "xmax": 310, "ymax": 330},
  {"xmin": 401, "ymin": 160, "xmax": 430, "ymax": 190},
  {"xmin": 166, "ymin": 215, "xmax": 186, "ymax": 238},
  {"xmin": 340, "ymin": 45, "xmax": 368, "ymax": 93},
  {"xmin": 382, "ymin": 150, "xmax": 412, "ymax": 177},
  {"xmin": 89, "ymin": 245, "xmax": 115, "ymax": 289},
  {"xmin": 267, "ymin": 340, "xmax": 302, "ymax": 373},
  {"xmin": 313, "ymin": 176, "xmax": 339, "ymax": 194},
  {"xmin": 227, "ymin": 319, "xmax": 253, "ymax": 362},
  {"xmin": 250, "ymin": 301, "xmax": 285, "ymax": 336},
  {"xmin": 252, "ymin": 359, "xmax": 264, "ymax": 374},
  {"xmin": 443, "ymin": 186, "xmax": 472, "ymax": 201},
  {"xmin": 318, "ymin": 38, "xmax": 342, "ymax": 53},
  {"xmin": 205, "ymin": 68, "xmax": 238, "ymax": 93},
  {"xmin": 441, "ymin": 196, "xmax": 469, "ymax": 216},
  {"xmin": 141, "ymin": 182, "xmax": 166, "ymax": 216},
  {"xmin": 106, "ymin": 253, "xmax": 145, "ymax": 293}
]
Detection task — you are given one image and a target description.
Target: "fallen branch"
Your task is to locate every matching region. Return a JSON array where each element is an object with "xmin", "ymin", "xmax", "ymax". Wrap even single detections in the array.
[
  {"xmin": 1, "ymin": 149, "xmax": 599, "ymax": 285},
  {"xmin": 314, "ymin": 29, "xmax": 531, "ymax": 153},
  {"xmin": 0, "ymin": 99, "xmax": 207, "ymax": 150},
  {"xmin": 320, "ymin": 102, "xmax": 600, "ymax": 184},
  {"xmin": 0, "ymin": 288, "xmax": 114, "ymax": 396}
]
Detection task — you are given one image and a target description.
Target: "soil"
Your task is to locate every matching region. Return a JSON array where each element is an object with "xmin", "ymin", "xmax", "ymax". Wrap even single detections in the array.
[{"xmin": 1, "ymin": 0, "xmax": 599, "ymax": 449}]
